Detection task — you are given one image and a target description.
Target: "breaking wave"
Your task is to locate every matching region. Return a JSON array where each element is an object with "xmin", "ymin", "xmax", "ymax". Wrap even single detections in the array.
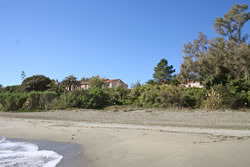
[{"xmin": 0, "ymin": 136, "xmax": 63, "ymax": 167}]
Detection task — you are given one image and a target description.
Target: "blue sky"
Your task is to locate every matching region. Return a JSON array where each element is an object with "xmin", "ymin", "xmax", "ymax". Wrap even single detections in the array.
[{"xmin": 0, "ymin": 0, "xmax": 249, "ymax": 87}]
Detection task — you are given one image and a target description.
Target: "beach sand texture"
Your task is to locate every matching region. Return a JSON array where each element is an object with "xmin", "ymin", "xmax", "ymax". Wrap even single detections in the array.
[{"xmin": 0, "ymin": 110, "xmax": 250, "ymax": 167}]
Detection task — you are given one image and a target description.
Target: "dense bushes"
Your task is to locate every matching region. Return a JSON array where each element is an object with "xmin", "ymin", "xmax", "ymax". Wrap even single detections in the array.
[
  {"xmin": 24, "ymin": 91, "xmax": 57, "ymax": 110},
  {"xmin": 130, "ymin": 85, "xmax": 207, "ymax": 109},
  {"xmin": 0, "ymin": 93, "xmax": 27, "ymax": 111},
  {"xmin": 0, "ymin": 78, "xmax": 249, "ymax": 112},
  {"xmin": 52, "ymin": 88, "xmax": 112, "ymax": 109},
  {"xmin": 0, "ymin": 91, "xmax": 57, "ymax": 111}
]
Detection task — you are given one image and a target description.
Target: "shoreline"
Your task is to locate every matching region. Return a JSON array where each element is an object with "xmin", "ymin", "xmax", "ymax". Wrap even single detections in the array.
[
  {"xmin": 8, "ymin": 138, "xmax": 86, "ymax": 167},
  {"xmin": 1, "ymin": 111, "xmax": 250, "ymax": 167}
]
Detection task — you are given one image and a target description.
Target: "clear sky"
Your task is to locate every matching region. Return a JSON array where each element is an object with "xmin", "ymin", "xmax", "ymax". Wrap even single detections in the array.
[{"xmin": 0, "ymin": 0, "xmax": 249, "ymax": 87}]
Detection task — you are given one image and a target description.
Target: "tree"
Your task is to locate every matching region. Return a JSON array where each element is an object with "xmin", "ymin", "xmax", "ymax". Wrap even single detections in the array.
[
  {"xmin": 180, "ymin": 4, "xmax": 250, "ymax": 87},
  {"xmin": 21, "ymin": 75, "xmax": 52, "ymax": 92},
  {"xmin": 214, "ymin": 4, "xmax": 250, "ymax": 43},
  {"xmin": 21, "ymin": 71, "xmax": 26, "ymax": 81},
  {"xmin": 80, "ymin": 77, "xmax": 90, "ymax": 82},
  {"xmin": 88, "ymin": 76, "xmax": 104, "ymax": 88},
  {"xmin": 153, "ymin": 58, "xmax": 175, "ymax": 83},
  {"xmin": 131, "ymin": 81, "xmax": 141, "ymax": 88},
  {"xmin": 180, "ymin": 32, "xmax": 209, "ymax": 81},
  {"xmin": 60, "ymin": 75, "xmax": 80, "ymax": 91}
]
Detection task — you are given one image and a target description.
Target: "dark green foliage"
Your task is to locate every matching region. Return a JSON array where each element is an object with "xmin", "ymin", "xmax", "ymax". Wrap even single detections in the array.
[
  {"xmin": 209, "ymin": 78, "xmax": 250, "ymax": 109},
  {"xmin": 87, "ymin": 87, "xmax": 112, "ymax": 108},
  {"xmin": 80, "ymin": 77, "xmax": 90, "ymax": 82},
  {"xmin": 0, "ymin": 79, "xmax": 248, "ymax": 111},
  {"xmin": 180, "ymin": 4, "xmax": 250, "ymax": 85},
  {"xmin": 48, "ymin": 80, "xmax": 64, "ymax": 94},
  {"xmin": 60, "ymin": 75, "xmax": 80, "ymax": 92},
  {"xmin": 138, "ymin": 85, "xmax": 161, "ymax": 107},
  {"xmin": 181, "ymin": 88, "xmax": 207, "ymax": 108},
  {"xmin": 248, "ymin": 91, "xmax": 250, "ymax": 104},
  {"xmin": 52, "ymin": 89, "xmax": 91, "ymax": 109},
  {"xmin": 21, "ymin": 75, "xmax": 52, "ymax": 92},
  {"xmin": 88, "ymin": 76, "xmax": 105, "ymax": 88},
  {"xmin": 24, "ymin": 91, "xmax": 57, "ymax": 110},
  {"xmin": 2, "ymin": 85, "xmax": 21, "ymax": 93},
  {"xmin": 159, "ymin": 85, "xmax": 185, "ymax": 108},
  {"xmin": 214, "ymin": 4, "xmax": 249, "ymax": 43},
  {"xmin": 153, "ymin": 59, "xmax": 175, "ymax": 83},
  {"xmin": 146, "ymin": 80, "xmax": 158, "ymax": 85},
  {"xmin": 109, "ymin": 87, "xmax": 130, "ymax": 105},
  {"xmin": 53, "ymin": 88, "xmax": 111, "ymax": 109},
  {"xmin": 0, "ymin": 93, "xmax": 27, "ymax": 111},
  {"xmin": 128, "ymin": 84, "xmax": 206, "ymax": 109}
]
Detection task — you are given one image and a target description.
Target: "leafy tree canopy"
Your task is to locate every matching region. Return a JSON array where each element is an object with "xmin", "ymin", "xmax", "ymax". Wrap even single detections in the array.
[
  {"xmin": 214, "ymin": 4, "xmax": 250, "ymax": 43},
  {"xmin": 60, "ymin": 75, "xmax": 80, "ymax": 91},
  {"xmin": 180, "ymin": 4, "xmax": 250, "ymax": 87},
  {"xmin": 88, "ymin": 76, "xmax": 105, "ymax": 88},
  {"xmin": 21, "ymin": 75, "xmax": 52, "ymax": 92},
  {"xmin": 80, "ymin": 77, "xmax": 90, "ymax": 82}
]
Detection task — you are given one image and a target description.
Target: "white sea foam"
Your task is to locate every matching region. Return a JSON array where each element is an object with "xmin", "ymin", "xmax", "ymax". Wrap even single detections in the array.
[{"xmin": 0, "ymin": 136, "xmax": 63, "ymax": 167}]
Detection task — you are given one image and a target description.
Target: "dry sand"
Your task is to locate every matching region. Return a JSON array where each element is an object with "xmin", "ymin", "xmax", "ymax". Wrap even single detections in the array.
[{"xmin": 1, "ymin": 110, "xmax": 250, "ymax": 167}]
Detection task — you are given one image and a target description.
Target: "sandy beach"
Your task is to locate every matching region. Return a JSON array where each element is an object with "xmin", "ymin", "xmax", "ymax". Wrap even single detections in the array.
[{"xmin": 1, "ymin": 110, "xmax": 250, "ymax": 167}]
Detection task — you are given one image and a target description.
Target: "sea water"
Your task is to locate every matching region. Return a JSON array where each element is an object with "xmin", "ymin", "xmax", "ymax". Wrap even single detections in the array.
[{"xmin": 0, "ymin": 136, "xmax": 63, "ymax": 167}]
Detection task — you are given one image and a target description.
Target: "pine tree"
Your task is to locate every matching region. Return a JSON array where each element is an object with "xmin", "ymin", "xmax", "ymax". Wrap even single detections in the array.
[{"xmin": 153, "ymin": 59, "xmax": 175, "ymax": 83}]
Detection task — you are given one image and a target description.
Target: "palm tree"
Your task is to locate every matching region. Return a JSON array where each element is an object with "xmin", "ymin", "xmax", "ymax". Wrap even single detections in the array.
[{"xmin": 60, "ymin": 75, "xmax": 81, "ymax": 91}]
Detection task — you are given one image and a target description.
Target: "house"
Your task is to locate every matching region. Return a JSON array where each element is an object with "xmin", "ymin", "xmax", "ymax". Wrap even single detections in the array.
[
  {"xmin": 81, "ymin": 79, "xmax": 128, "ymax": 89},
  {"xmin": 181, "ymin": 80, "xmax": 204, "ymax": 88},
  {"xmin": 81, "ymin": 82, "xmax": 89, "ymax": 89}
]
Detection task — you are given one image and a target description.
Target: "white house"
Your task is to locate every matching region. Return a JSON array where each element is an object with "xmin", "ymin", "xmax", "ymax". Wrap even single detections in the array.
[{"xmin": 181, "ymin": 80, "xmax": 204, "ymax": 88}]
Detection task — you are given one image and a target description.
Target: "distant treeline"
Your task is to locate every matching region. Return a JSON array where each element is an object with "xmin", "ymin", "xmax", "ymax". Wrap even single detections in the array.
[{"xmin": 0, "ymin": 4, "xmax": 249, "ymax": 111}]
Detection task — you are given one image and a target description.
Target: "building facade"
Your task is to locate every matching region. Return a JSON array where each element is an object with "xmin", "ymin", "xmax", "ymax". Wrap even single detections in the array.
[
  {"xmin": 181, "ymin": 80, "xmax": 204, "ymax": 88},
  {"xmin": 81, "ymin": 79, "xmax": 128, "ymax": 89}
]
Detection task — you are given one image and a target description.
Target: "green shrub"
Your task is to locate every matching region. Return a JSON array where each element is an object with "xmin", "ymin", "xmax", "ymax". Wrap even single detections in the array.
[
  {"xmin": 40, "ymin": 91, "xmax": 58, "ymax": 110},
  {"xmin": 159, "ymin": 85, "xmax": 184, "ymax": 108},
  {"xmin": 0, "ymin": 93, "xmax": 28, "ymax": 111},
  {"xmin": 52, "ymin": 88, "xmax": 111, "ymax": 109},
  {"xmin": 22, "ymin": 91, "xmax": 57, "ymax": 110},
  {"xmin": 181, "ymin": 88, "xmax": 207, "ymax": 108},
  {"xmin": 213, "ymin": 83, "xmax": 249, "ymax": 109},
  {"xmin": 2, "ymin": 85, "xmax": 21, "ymax": 93},
  {"xmin": 109, "ymin": 87, "xmax": 130, "ymax": 105},
  {"xmin": 138, "ymin": 84, "xmax": 161, "ymax": 108},
  {"xmin": 248, "ymin": 91, "xmax": 250, "ymax": 105},
  {"xmin": 52, "ymin": 91, "xmax": 83, "ymax": 109},
  {"xmin": 87, "ymin": 87, "xmax": 112, "ymax": 108}
]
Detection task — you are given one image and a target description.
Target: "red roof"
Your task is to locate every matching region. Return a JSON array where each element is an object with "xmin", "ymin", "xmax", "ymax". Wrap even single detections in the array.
[
  {"xmin": 81, "ymin": 82, "xmax": 88, "ymax": 85},
  {"xmin": 104, "ymin": 79, "xmax": 120, "ymax": 83}
]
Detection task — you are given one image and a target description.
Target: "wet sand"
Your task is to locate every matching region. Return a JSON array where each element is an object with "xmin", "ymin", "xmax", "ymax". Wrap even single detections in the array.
[{"xmin": 1, "ymin": 110, "xmax": 250, "ymax": 167}]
